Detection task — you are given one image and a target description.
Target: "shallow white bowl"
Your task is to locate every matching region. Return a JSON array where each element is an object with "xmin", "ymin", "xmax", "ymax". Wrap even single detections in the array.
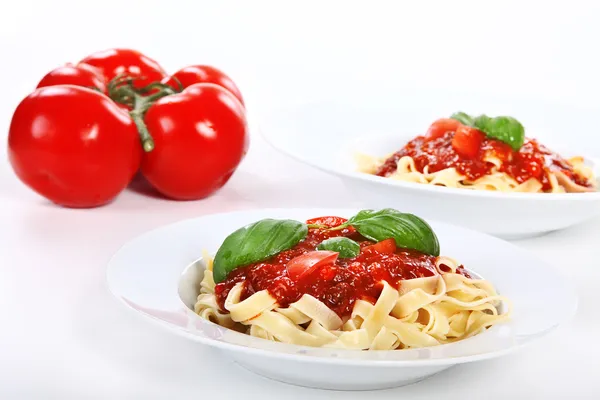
[
  {"xmin": 258, "ymin": 101, "xmax": 600, "ymax": 238},
  {"xmin": 107, "ymin": 208, "xmax": 577, "ymax": 390}
]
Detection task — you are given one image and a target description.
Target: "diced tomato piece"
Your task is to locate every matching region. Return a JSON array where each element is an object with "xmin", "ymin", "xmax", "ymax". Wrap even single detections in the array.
[
  {"xmin": 426, "ymin": 118, "xmax": 462, "ymax": 140},
  {"xmin": 286, "ymin": 251, "xmax": 339, "ymax": 281},
  {"xmin": 364, "ymin": 238, "xmax": 397, "ymax": 254},
  {"xmin": 451, "ymin": 125, "xmax": 485, "ymax": 158}
]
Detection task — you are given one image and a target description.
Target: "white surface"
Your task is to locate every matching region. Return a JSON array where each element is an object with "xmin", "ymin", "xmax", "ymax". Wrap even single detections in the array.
[
  {"xmin": 107, "ymin": 208, "xmax": 574, "ymax": 390},
  {"xmin": 259, "ymin": 101, "xmax": 600, "ymax": 238},
  {"xmin": 1, "ymin": 0, "xmax": 600, "ymax": 398}
]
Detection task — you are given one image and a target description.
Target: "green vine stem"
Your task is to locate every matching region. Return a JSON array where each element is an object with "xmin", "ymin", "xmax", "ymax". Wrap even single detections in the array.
[
  {"xmin": 130, "ymin": 107, "xmax": 155, "ymax": 152},
  {"xmin": 326, "ymin": 224, "xmax": 349, "ymax": 231},
  {"xmin": 107, "ymin": 75, "xmax": 177, "ymax": 153},
  {"xmin": 306, "ymin": 223, "xmax": 329, "ymax": 229},
  {"xmin": 171, "ymin": 76, "xmax": 184, "ymax": 92},
  {"xmin": 136, "ymin": 82, "xmax": 178, "ymax": 95}
]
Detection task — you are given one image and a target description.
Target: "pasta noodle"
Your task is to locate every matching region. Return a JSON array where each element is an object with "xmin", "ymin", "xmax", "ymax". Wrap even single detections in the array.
[
  {"xmin": 354, "ymin": 116, "xmax": 598, "ymax": 193},
  {"xmin": 194, "ymin": 255, "xmax": 510, "ymax": 350},
  {"xmin": 356, "ymin": 152, "xmax": 597, "ymax": 193}
]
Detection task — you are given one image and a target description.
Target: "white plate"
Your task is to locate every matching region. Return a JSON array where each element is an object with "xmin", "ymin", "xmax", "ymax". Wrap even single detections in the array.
[
  {"xmin": 258, "ymin": 100, "xmax": 600, "ymax": 238},
  {"xmin": 107, "ymin": 208, "xmax": 577, "ymax": 390}
]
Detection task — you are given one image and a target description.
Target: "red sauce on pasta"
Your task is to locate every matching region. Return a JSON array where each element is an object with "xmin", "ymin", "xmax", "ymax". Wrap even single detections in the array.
[
  {"xmin": 214, "ymin": 220, "xmax": 469, "ymax": 318},
  {"xmin": 375, "ymin": 132, "xmax": 591, "ymax": 191}
]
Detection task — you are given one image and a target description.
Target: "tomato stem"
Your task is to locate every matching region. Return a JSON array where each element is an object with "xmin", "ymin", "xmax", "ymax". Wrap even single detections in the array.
[
  {"xmin": 125, "ymin": 92, "xmax": 155, "ymax": 152},
  {"xmin": 136, "ymin": 82, "xmax": 176, "ymax": 95},
  {"xmin": 107, "ymin": 75, "xmax": 177, "ymax": 153},
  {"xmin": 306, "ymin": 223, "xmax": 329, "ymax": 229},
  {"xmin": 130, "ymin": 110, "xmax": 155, "ymax": 152},
  {"xmin": 306, "ymin": 223, "xmax": 350, "ymax": 231},
  {"xmin": 171, "ymin": 76, "xmax": 184, "ymax": 92},
  {"xmin": 327, "ymin": 224, "xmax": 349, "ymax": 231}
]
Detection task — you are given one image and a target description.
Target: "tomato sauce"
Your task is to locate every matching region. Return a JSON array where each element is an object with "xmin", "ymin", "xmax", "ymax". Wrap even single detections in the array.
[
  {"xmin": 375, "ymin": 132, "xmax": 591, "ymax": 191},
  {"xmin": 214, "ymin": 224, "xmax": 467, "ymax": 318}
]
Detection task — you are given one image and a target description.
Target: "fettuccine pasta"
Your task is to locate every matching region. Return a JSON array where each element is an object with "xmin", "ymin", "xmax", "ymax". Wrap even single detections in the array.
[
  {"xmin": 193, "ymin": 213, "xmax": 510, "ymax": 350},
  {"xmin": 356, "ymin": 152, "xmax": 596, "ymax": 193},
  {"xmin": 356, "ymin": 115, "xmax": 597, "ymax": 193}
]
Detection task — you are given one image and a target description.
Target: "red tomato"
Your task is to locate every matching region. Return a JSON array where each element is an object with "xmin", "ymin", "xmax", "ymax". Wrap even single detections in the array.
[
  {"xmin": 286, "ymin": 251, "xmax": 339, "ymax": 281},
  {"xmin": 162, "ymin": 65, "xmax": 244, "ymax": 105},
  {"xmin": 305, "ymin": 216, "xmax": 348, "ymax": 228},
  {"xmin": 452, "ymin": 125, "xmax": 485, "ymax": 158},
  {"xmin": 141, "ymin": 83, "xmax": 249, "ymax": 200},
  {"xmin": 8, "ymin": 86, "xmax": 141, "ymax": 208},
  {"xmin": 426, "ymin": 118, "xmax": 462, "ymax": 140},
  {"xmin": 36, "ymin": 63, "xmax": 106, "ymax": 93},
  {"xmin": 364, "ymin": 238, "xmax": 397, "ymax": 254},
  {"xmin": 80, "ymin": 48, "xmax": 166, "ymax": 88}
]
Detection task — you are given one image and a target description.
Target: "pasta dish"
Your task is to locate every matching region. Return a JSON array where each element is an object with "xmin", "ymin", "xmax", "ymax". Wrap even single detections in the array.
[
  {"xmin": 194, "ymin": 209, "xmax": 510, "ymax": 350},
  {"xmin": 356, "ymin": 113, "xmax": 597, "ymax": 193}
]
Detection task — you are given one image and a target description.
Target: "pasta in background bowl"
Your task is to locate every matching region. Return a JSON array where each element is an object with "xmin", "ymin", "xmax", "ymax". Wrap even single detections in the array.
[
  {"xmin": 107, "ymin": 208, "xmax": 577, "ymax": 390},
  {"xmin": 258, "ymin": 101, "xmax": 600, "ymax": 238},
  {"xmin": 356, "ymin": 113, "xmax": 597, "ymax": 194}
]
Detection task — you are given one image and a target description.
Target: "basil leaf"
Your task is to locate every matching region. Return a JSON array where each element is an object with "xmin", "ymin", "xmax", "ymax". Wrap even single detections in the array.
[
  {"xmin": 474, "ymin": 115, "xmax": 525, "ymax": 151},
  {"xmin": 346, "ymin": 208, "xmax": 440, "ymax": 256},
  {"xmin": 474, "ymin": 114, "xmax": 491, "ymax": 129},
  {"xmin": 450, "ymin": 111, "xmax": 475, "ymax": 127},
  {"xmin": 317, "ymin": 237, "xmax": 360, "ymax": 258},
  {"xmin": 213, "ymin": 219, "xmax": 308, "ymax": 283}
]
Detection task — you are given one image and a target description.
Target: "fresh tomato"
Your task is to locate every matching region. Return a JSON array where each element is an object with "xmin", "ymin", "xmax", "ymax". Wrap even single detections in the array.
[
  {"xmin": 364, "ymin": 238, "xmax": 397, "ymax": 254},
  {"xmin": 140, "ymin": 83, "xmax": 249, "ymax": 200},
  {"xmin": 306, "ymin": 216, "xmax": 348, "ymax": 228},
  {"xmin": 286, "ymin": 251, "xmax": 339, "ymax": 281},
  {"xmin": 8, "ymin": 86, "xmax": 141, "ymax": 208},
  {"xmin": 80, "ymin": 48, "xmax": 166, "ymax": 89},
  {"xmin": 162, "ymin": 65, "xmax": 244, "ymax": 105},
  {"xmin": 426, "ymin": 118, "xmax": 462, "ymax": 140},
  {"xmin": 36, "ymin": 63, "xmax": 106, "ymax": 93},
  {"xmin": 452, "ymin": 125, "xmax": 485, "ymax": 158}
]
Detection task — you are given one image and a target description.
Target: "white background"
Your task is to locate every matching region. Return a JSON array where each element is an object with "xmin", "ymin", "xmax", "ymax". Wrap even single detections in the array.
[{"xmin": 1, "ymin": 1, "xmax": 599, "ymax": 398}]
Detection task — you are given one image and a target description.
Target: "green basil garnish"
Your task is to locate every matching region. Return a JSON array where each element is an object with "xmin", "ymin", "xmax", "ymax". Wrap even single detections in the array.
[
  {"xmin": 474, "ymin": 115, "xmax": 524, "ymax": 151},
  {"xmin": 212, "ymin": 209, "xmax": 441, "ymax": 282},
  {"xmin": 450, "ymin": 111, "xmax": 525, "ymax": 151},
  {"xmin": 473, "ymin": 114, "xmax": 490, "ymax": 129},
  {"xmin": 317, "ymin": 237, "xmax": 360, "ymax": 258},
  {"xmin": 212, "ymin": 219, "xmax": 308, "ymax": 283},
  {"xmin": 450, "ymin": 112, "xmax": 475, "ymax": 127},
  {"xmin": 342, "ymin": 208, "xmax": 440, "ymax": 256}
]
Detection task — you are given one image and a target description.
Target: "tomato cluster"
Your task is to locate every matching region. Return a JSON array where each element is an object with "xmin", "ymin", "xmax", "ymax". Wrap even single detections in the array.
[{"xmin": 8, "ymin": 48, "xmax": 249, "ymax": 208}]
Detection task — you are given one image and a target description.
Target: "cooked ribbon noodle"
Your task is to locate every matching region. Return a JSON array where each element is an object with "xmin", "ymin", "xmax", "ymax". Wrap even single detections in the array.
[
  {"xmin": 356, "ymin": 152, "xmax": 597, "ymax": 193},
  {"xmin": 194, "ymin": 256, "xmax": 511, "ymax": 350}
]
